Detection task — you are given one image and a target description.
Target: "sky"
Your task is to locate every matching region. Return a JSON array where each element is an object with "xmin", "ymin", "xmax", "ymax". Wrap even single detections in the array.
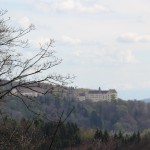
[{"xmin": 1, "ymin": 0, "xmax": 150, "ymax": 100}]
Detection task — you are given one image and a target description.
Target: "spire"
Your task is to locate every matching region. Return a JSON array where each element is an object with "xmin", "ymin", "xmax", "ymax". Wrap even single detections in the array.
[{"xmin": 99, "ymin": 87, "xmax": 101, "ymax": 92}]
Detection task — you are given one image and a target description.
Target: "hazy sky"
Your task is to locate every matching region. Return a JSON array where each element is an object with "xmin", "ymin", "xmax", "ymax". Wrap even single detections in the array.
[{"xmin": 1, "ymin": 0, "xmax": 150, "ymax": 99}]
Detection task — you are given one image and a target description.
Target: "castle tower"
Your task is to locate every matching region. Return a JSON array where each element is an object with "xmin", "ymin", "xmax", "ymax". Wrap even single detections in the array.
[{"xmin": 99, "ymin": 87, "xmax": 101, "ymax": 92}]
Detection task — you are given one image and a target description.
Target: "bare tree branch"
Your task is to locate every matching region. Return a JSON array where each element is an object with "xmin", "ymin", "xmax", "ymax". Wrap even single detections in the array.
[{"xmin": 0, "ymin": 10, "xmax": 74, "ymax": 103}]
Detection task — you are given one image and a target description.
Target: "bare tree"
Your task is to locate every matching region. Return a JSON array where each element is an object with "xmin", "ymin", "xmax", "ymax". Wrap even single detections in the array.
[
  {"xmin": 0, "ymin": 9, "xmax": 76, "ymax": 150},
  {"xmin": 0, "ymin": 9, "xmax": 73, "ymax": 102}
]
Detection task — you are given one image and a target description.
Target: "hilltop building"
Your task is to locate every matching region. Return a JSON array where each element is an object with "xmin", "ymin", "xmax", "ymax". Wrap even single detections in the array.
[
  {"xmin": 0, "ymin": 80, "xmax": 54, "ymax": 98},
  {"xmin": 78, "ymin": 87, "xmax": 117, "ymax": 102}
]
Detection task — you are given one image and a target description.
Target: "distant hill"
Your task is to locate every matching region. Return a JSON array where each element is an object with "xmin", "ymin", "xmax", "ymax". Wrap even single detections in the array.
[{"xmin": 142, "ymin": 98, "xmax": 150, "ymax": 103}]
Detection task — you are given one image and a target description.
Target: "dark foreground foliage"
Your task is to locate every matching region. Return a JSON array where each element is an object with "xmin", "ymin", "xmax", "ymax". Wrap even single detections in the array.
[
  {"xmin": 1, "ymin": 118, "xmax": 150, "ymax": 150},
  {"xmin": 0, "ymin": 118, "xmax": 81, "ymax": 150},
  {"xmin": 65, "ymin": 129, "xmax": 150, "ymax": 150}
]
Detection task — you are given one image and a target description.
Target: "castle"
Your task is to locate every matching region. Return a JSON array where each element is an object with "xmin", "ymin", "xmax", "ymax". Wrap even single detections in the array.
[{"xmin": 78, "ymin": 87, "xmax": 117, "ymax": 102}]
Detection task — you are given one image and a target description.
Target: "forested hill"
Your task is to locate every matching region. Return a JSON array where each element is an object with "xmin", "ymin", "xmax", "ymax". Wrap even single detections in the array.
[{"xmin": 1, "ymin": 94, "xmax": 150, "ymax": 132}]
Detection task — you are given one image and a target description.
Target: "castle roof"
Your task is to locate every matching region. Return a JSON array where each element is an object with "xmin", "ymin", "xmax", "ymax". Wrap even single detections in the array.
[
  {"xmin": 88, "ymin": 90, "xmax": 108, "ymax": 94},
  {"xmin": 109, "ymin": 89, "xmax": 117, "ymax": 93},
  {"xmin": 88, "ymin": 90, "xmax": 100, "ymax": 94},
  {"xmin": 88, "ymin": 89, "xmax": 117, "ymax": 95}
]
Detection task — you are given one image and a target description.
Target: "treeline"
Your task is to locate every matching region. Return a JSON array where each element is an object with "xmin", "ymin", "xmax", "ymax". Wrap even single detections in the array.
[
  {"xmin": 1, "ymin": 93, "xmax": 150, "ymax": 131},
  {"xmin": 86, "ymin": 129, "xmax": 150, "ymax": 150},
  {"xmin": 1, "ymin": 117, "xmax": 150, "ymax": 150},
  {"xmin": 0, "ymin": 118, "xmax": 81, "ymax": 149},
  {"xmin": 94, "ymin": 129, "xmax": 140, "ymax": 146}
]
